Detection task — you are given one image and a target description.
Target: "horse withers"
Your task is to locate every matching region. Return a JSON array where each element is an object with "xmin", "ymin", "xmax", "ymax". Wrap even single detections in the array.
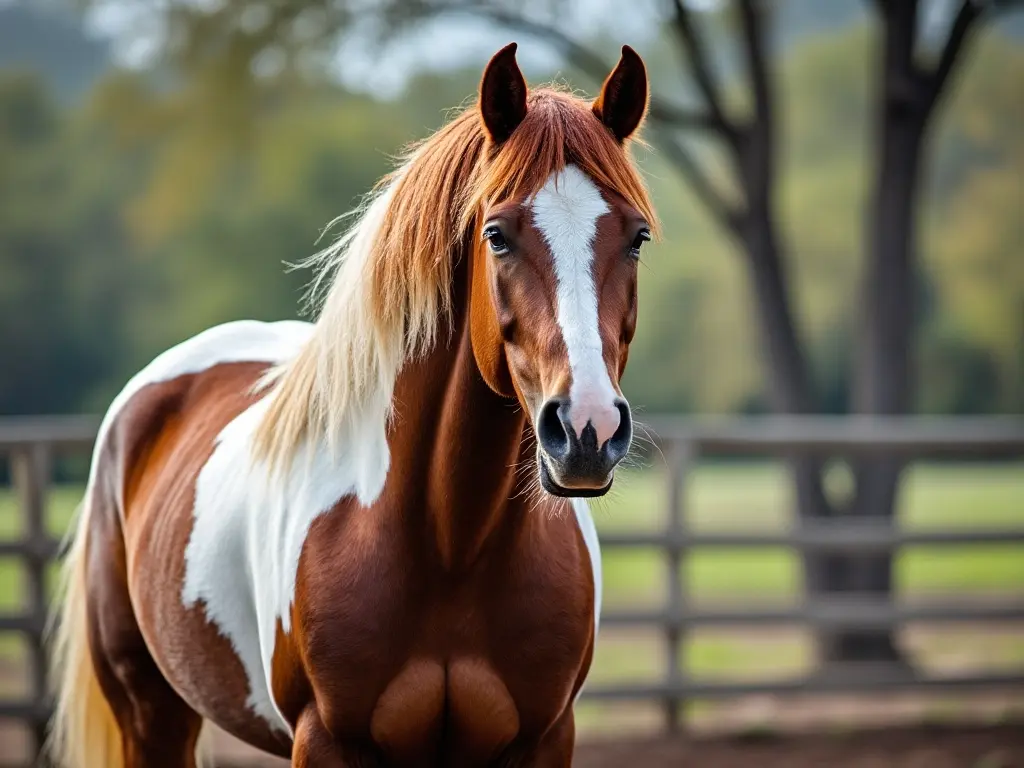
[{"xmin": 49, "ymin": 42, "xmax": 658, "ymax": 767}]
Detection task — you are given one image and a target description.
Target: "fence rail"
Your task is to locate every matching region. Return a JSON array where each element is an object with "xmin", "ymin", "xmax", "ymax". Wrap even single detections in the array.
[{"xmin": 0, "ymin": 415, "xmax": 1023, "ymax": 763}]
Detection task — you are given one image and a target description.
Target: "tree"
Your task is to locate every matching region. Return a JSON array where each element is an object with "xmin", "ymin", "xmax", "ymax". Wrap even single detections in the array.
[
  {"xmin": 383, "ymin": 0, "xmax": 1024, "ymax": 664},
  {"xmin": 61, "ymin": 0, "xmax": 1022, "ymax": 664}
]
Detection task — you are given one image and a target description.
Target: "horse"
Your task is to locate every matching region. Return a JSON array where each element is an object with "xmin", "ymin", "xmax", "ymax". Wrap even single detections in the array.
[{"xmin": 48, "ymin": 42, "xmax": 658, "ymax": 767}]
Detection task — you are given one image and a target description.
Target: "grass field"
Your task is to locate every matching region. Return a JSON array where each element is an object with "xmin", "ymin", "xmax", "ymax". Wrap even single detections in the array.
[
  {"xmin": 0, "ymin": 461, "xmax": 1022, "ymax": 729},
  {"xmin": 592, "ymin": 462, "xmax": 1024, "ymax": 606}
]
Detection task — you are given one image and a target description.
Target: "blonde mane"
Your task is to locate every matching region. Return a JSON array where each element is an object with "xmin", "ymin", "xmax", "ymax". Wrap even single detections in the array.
[{"xmin": 252, "ymin": 88, "xmax": 658, "ymax": 472}]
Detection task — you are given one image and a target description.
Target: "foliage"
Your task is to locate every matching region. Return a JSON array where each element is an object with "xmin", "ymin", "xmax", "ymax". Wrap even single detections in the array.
[{"xmin": 0, "ymin": 23, "xmax": 1020, "ymax": 417}]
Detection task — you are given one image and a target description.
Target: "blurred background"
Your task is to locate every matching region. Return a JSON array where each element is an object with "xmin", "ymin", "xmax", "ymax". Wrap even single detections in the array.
[{"xmin": 0, "ymin": 0, "xmax": 1022, "ymax": 766}]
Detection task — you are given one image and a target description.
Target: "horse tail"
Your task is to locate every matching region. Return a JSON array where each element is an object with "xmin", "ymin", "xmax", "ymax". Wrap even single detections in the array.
[{"xmin": 47, "ymin": 492, "xmax": 123, "ymax": 768}]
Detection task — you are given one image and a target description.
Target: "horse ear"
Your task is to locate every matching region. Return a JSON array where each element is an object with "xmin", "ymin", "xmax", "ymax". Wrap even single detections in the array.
[
  {"xmin": 479, "ymin": 42, "xmax": 528, "ymax": 145},
  {"xmin": 593, "ymin": 45, "xmax": 649, "ymax": 142}
]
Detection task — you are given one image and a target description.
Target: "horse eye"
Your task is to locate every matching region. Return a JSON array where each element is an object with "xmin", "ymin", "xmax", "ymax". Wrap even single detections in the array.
[
  {"xmin": 483, "ymin": 226, "xmax": 510, "ymax": 256},
  {"xmin": 628, "ymin": 229, "xmax": 651, "ymax": 259}
]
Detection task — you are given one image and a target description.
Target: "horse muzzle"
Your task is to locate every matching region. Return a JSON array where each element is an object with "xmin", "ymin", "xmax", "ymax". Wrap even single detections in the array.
[{"xmin": 535, "ymin": 396, "xmax": 632, "ymax": 497}]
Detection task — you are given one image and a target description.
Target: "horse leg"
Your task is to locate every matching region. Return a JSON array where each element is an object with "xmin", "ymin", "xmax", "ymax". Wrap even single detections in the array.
[
  {"xmin": 292, "ymin": 706, "xmax": 364, "ymax": 767},
  {"xmin": 85, "ymin": 497, "xmax": 204, "ymax": 768},
  {"xmin": 528, "ymin": 710, "xmax": 575, "ymax": 768}
]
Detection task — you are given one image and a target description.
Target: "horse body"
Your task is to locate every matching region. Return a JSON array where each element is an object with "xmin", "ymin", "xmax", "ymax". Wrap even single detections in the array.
[
  {"xmin": 51, "ymin": 43, "xmax": 654, "ymax": 767},
  {"xmin": 83, "ymin": 314, "xmax": 598, "ymax": 764}
]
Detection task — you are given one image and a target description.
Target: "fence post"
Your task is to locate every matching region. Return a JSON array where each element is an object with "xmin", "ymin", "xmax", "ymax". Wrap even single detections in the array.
[
  {"xmin": 663, "ymin": 439, "xmax": 691, "ymax": 732},
  {"xmin": 12, "ymin": 442, "xmax": 52, "ymax": 756}
]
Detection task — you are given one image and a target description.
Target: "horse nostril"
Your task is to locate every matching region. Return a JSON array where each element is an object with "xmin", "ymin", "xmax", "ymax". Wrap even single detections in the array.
[
  {"xmin": 605, "ymin": 399, "xmax": 632, "ymax": 464},
  {"xmin": 537, "ymin": 398, "xmax": 570, "ymax": 458}
]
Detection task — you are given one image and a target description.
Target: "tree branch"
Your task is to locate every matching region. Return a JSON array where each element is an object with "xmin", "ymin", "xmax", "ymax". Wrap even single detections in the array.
[
  {"xmin": 649, "ymin": 101, "xmax": 721, "ymax": 131},
  {"xmin": 441, "ymin": 4, "xmax": 723, "ymax": 134},
  {"xmin": 474, "ymin": 7, "xmax": 610, "ymax": 82},
  {"xmin": 652, "ymin": 128, "xmax": 741, "ymax": 233},
  {"xmin": 738, "ymin": 0, "xmax": 771, "ymax": 124},
  {"xmin": 925, "ymin": 0, "xmax": 982, "ymax": 109},
  {"xmin": 669, "ymin": 0, "xmax": 736, "ymax": 141}
]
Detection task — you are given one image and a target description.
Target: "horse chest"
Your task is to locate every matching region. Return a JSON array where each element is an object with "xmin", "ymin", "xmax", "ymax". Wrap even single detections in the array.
[
  {"xmin": 369, "ymin": 657, "xmax": 519, "ymax": 765},
  {"xmin": 294, "ymin": 524, "xmax": 594, "ymax": 761}
]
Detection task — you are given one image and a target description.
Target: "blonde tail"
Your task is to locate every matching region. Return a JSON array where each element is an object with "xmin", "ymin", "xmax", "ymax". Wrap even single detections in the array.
[{"xmin": 46, "ymin": 493, "xmax": 123, "ymax": 768}]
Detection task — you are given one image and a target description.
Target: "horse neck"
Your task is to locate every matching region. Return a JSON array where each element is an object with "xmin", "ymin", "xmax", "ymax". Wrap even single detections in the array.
[{"xmin": 386, "ymin": 255, "xmax": 531, "ymax": 570}]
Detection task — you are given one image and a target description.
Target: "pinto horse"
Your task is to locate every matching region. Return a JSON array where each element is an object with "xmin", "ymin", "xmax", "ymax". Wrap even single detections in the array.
[{"xmin": 49, "ymin": 43, "xmax": 657, "ymax": 767}]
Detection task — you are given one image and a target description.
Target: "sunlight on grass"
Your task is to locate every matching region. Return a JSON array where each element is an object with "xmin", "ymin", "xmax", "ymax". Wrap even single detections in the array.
[
  {"xmin": 899, "ymin": 546, "xmax": 1024, "ymax": 594},
  {"xmin": 686, "ymin": 629, "xmax": 813, "ymax": 681},
  {"xmin": 900, "ymin": 467, "xmax": 1024, "ymax": 529},
  {"xmin": 687, "ymin": 549, "xmax": 802, "ymax": 603},
  {"xmin": 597, "ymin": 462, "xmax": 1024, "ymax": 599},
  {"xmin": 589, "ymin": 629, "xmax": 664, "ymax": 684},
  {"xmin": 1, "ymin": 466, "xmax": 1020, "ymax": 611}
]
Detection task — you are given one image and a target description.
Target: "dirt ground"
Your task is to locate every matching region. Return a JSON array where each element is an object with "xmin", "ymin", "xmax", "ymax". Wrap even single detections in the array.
[
  {"xmin": 1, "ymin": 721, "xmax": 1022, "ymax": 766},
  {"xmin": 207, "ymin": 724, "xmax": 1024, "ymax": 768},
  {"xmin": 2, "ymin": 657, "xmax": 1022, "ymax": 767},
  {"xmin": 571, "ymin": 726, "xmax": 1024, "ymax": 767}
]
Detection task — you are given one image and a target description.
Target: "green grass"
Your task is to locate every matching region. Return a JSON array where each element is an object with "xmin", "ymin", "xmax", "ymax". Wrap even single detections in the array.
[
  {"xmin": 1, "ymin": 463, "xmax": 1022, "ymax": 726},
  {"xmin": 593, "ymin": 462, "xmax": 1024, "ymax": 603},
  {"xmin": 4, "ymin": 463, "xmax": 1019, "ymax": 605}
]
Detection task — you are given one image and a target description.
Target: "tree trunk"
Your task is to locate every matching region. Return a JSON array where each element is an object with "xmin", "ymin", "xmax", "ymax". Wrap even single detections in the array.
[
  {"xmin": 657, "ymin": 0, "xmax": 984, "ymax": 666},
  {"xmin": 736, "ymin": 201, "xmax": 854, "ymax": 651},
  {"xmin": 838, "ymin": 114, "xmax": 925, "ymax": 662},
  {"xmin": 731, "ymin": 35, "xmax": 857, "ymax": 656},
  {"xmin": 834, "ymin": 2, "xmax": 930, "ymax": 664}
]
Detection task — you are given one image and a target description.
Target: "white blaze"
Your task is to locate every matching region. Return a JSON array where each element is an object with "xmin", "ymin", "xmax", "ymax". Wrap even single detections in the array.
[{"xmin": 531, "ymin": 165, "xmax": 621, "ymax": 445}]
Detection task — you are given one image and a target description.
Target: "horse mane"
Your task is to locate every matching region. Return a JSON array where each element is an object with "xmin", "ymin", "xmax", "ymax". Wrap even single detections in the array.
[{"xmin": 252, "ymin": 87, "xmax": 658, "ymax": 473}]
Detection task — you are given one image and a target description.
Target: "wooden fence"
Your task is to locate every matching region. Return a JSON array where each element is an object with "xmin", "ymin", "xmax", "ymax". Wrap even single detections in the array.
[
  {"xmin": 591, "ymin": 416, "xmax": 1024, "ymax": 730},
  {"xmin": 0, "ymin": 415, "xmax": 1023, "ymax": 763}
]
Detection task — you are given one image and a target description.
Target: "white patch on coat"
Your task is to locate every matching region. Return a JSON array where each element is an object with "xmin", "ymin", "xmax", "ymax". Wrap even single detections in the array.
[
  {"xmin": 85, "ymin": 320, "xmax": 313, "ymax": 515},
  {"xmin": 571, "ymin": 498, "xmax": 602, "ymax": 631},
  {"xmin": 530, "ymin": 165, "xmax": 621, "ymax": 445},
  {"xmin": 183, "ymin": 385, "xmax": 389, "ymax": 734},
  {"xmin": 88, "ymin": 320, "xmax": 390, "ymax": 736}
]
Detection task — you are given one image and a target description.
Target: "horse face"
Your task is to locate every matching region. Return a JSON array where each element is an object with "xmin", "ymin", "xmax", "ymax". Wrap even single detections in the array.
[
  {"xmin": 474, "ymin": 171, "xmax": 650, "ymax": 497},
  {"xmin": 469, "ymin": 43, "xmax": 651, "ymax": 498}
]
